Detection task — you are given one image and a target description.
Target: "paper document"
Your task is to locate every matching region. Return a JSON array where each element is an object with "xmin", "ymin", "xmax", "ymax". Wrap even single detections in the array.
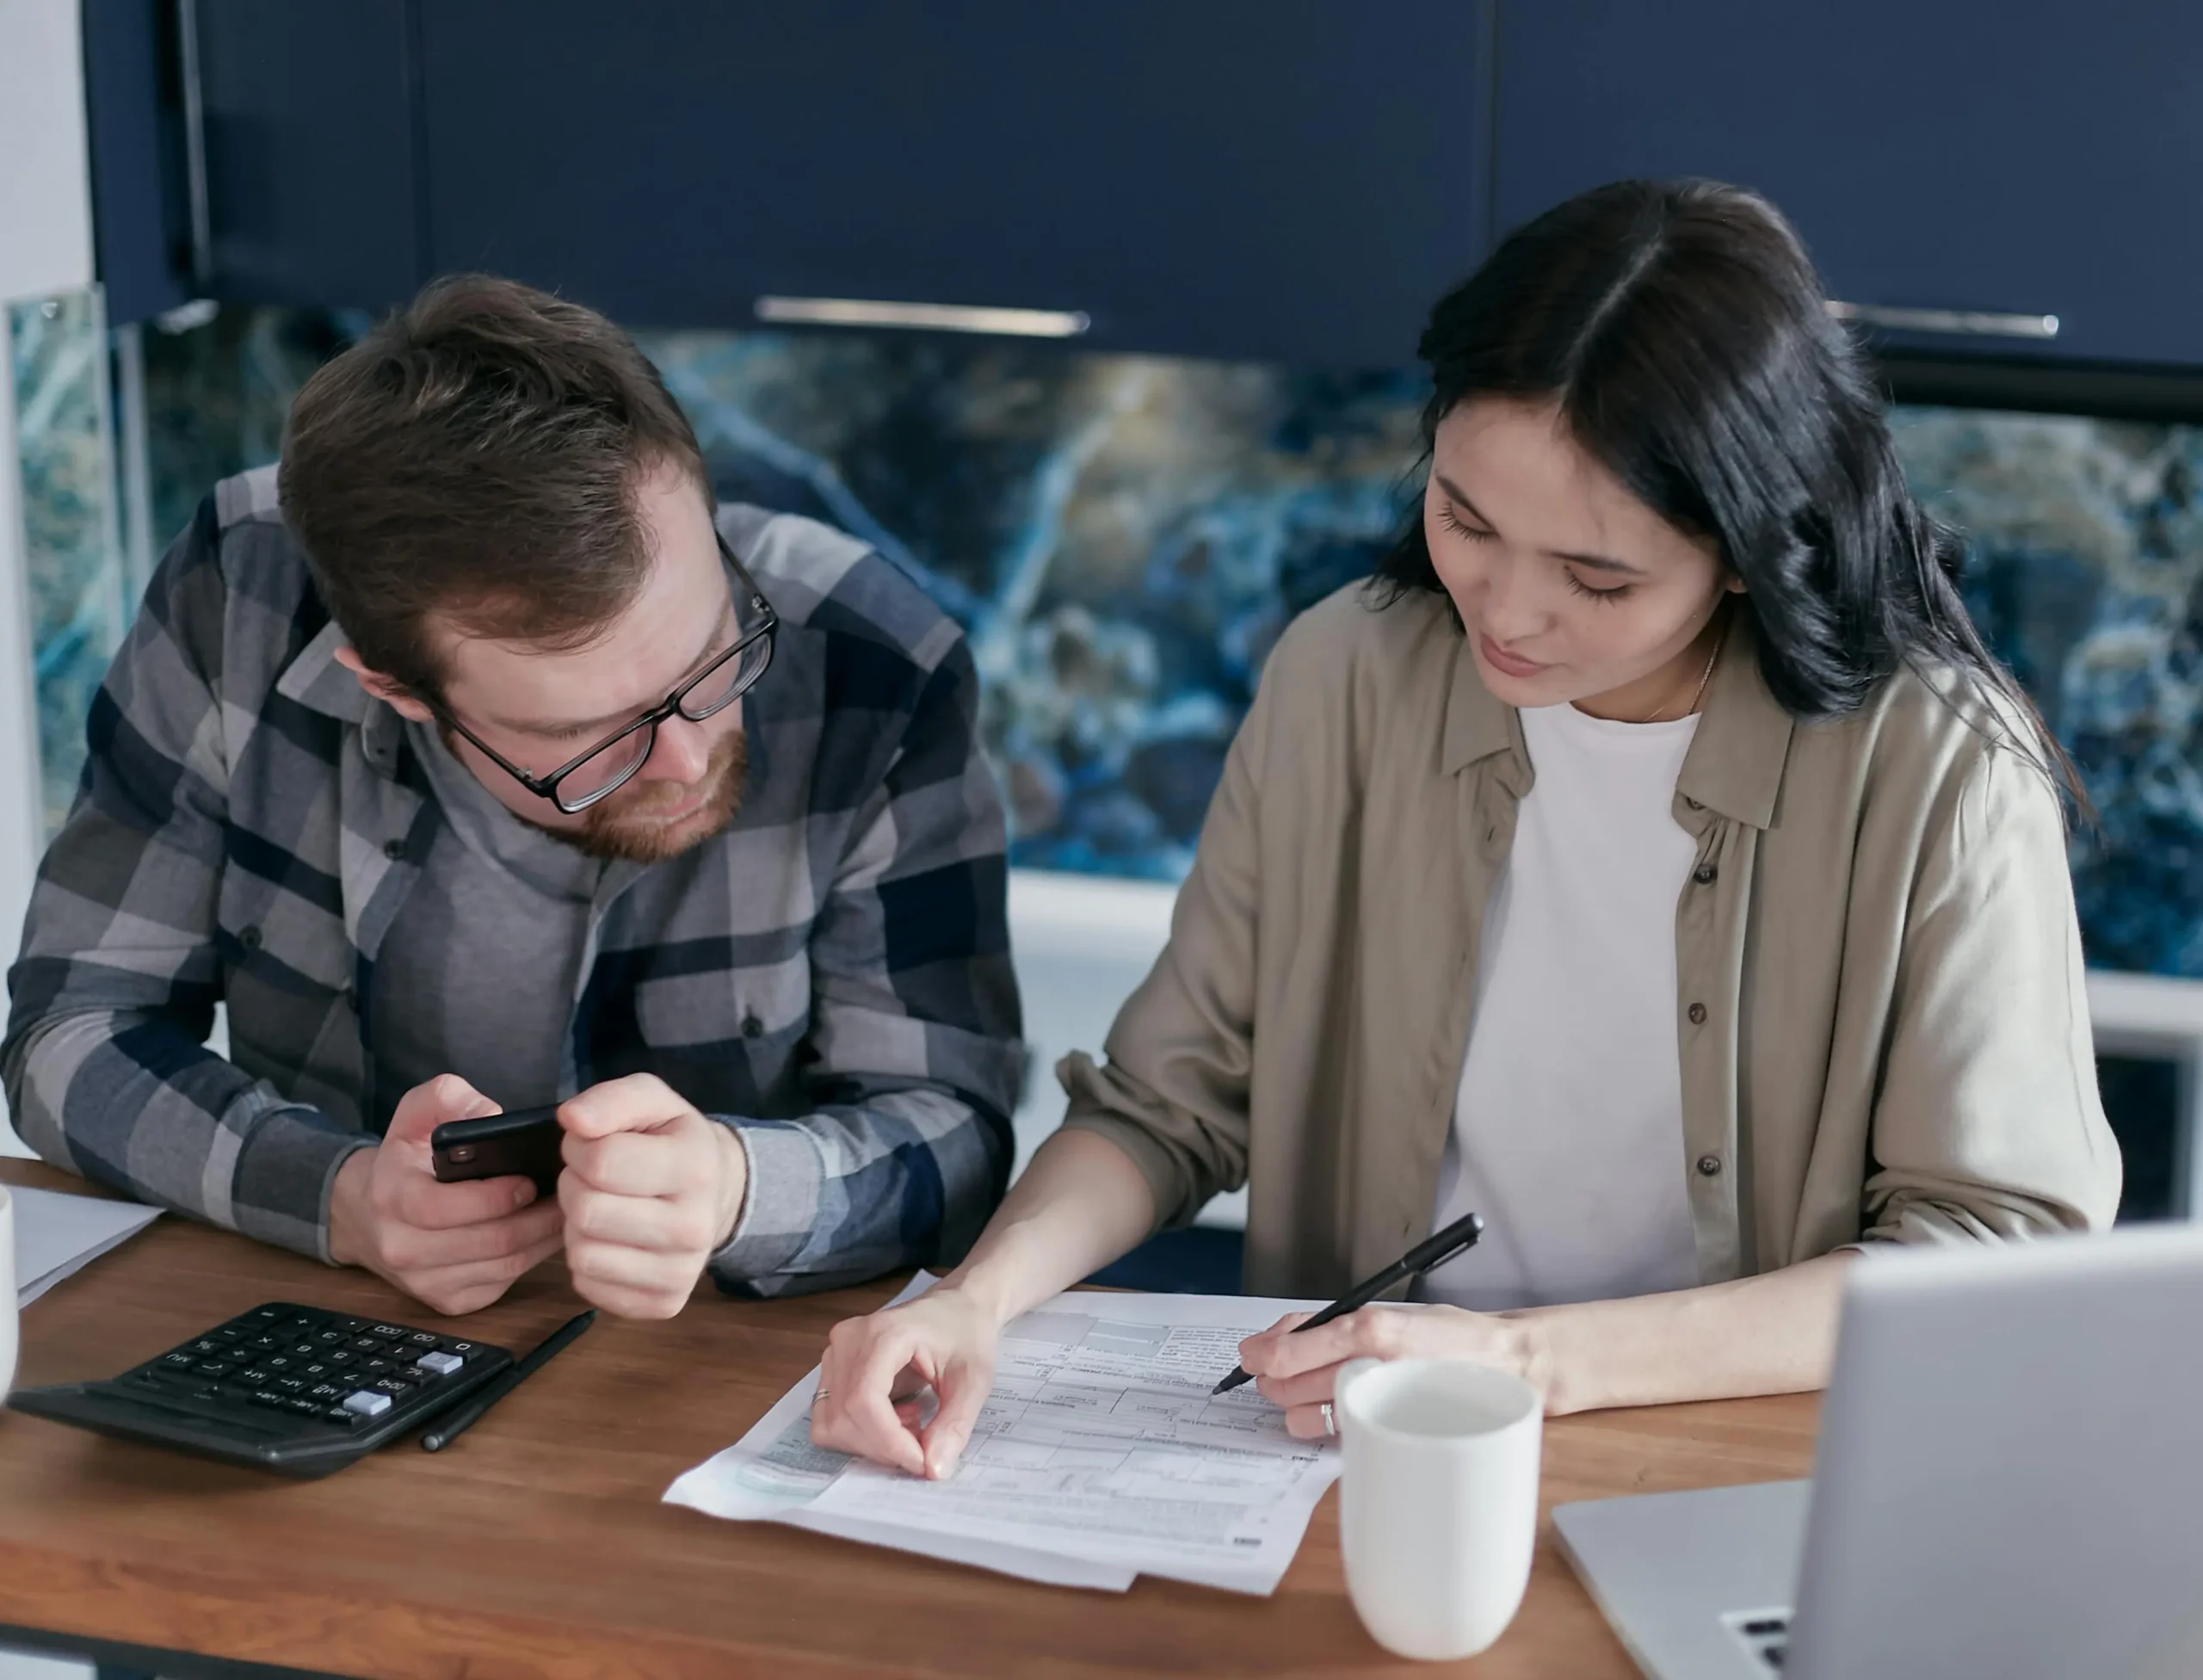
[
  {"xmin": 667, "ymin": 1276, "xmax": 1339, "ymax": 1594},
  {"xmin": 11, "ymin": 1185, "xmax": 163, "ymax": 1307}
]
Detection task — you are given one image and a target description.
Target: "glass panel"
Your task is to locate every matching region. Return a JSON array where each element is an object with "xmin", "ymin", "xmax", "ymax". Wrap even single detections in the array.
[
  {"xmin": 121, "ymin": 300, "xmax": 2203, "ymax": 987},
  {"xmin": 9, "ymin": 288, "xmax": 128, "ymax": 837}
]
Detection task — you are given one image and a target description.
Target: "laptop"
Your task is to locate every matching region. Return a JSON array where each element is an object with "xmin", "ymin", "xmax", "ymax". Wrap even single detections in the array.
[{"xmin": 1555, "ymin": 1223, "xmax": 2203, "ymax": 1678}]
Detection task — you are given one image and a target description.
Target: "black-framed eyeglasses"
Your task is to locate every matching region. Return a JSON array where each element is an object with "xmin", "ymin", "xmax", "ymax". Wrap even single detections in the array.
[{"xmin": 438, "ymin": 535, "xmax": 779, "ymax": 814}]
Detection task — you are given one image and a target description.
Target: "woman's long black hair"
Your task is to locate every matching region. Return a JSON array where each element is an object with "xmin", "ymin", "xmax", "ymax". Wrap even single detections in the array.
[{"xmin": 1373, "ymin": 178, "xmax": 2079, "ymax": 801}]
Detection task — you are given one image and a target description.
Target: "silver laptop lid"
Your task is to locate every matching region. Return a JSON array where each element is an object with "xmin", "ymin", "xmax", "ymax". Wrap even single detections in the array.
[{"xmin": 1791, "ymin": 1222, "xmax": 2203, "ymax": 1680}]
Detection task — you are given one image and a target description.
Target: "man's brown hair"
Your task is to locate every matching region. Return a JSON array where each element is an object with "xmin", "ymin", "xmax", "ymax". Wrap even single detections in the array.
[{"xmin": 278, "ymin": 274, "xmax": 708, "ymax": 696}]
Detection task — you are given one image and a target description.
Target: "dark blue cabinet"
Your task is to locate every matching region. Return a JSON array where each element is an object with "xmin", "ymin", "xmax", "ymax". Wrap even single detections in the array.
[
  {"xmin": 188, "ymin": 1, "xmax": 423, "ymax": 312},
  {"xmin": 1494, "ymin": 0, "xmax": 2203, "ymax": 368},
  {"xmin": 413, "ymin": 1, "xmax": 1489, "ymax": 367},
  {"xmin": 96, "ymin": 1, "xmax": 2203, "ymax": 371},
  {"xmin": 80, "ymin": 0, "xmax": 194, "ymax": 324}
]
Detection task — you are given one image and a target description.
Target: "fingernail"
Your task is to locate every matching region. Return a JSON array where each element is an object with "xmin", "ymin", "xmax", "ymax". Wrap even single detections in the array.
[{"xmin": 513, "ymin": 1183, "xmax": 534, "ymax": 1208}]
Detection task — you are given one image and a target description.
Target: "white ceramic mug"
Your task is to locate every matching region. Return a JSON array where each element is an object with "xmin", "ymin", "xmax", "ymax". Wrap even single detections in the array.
[
  {"xmin": 0, "ymin": 1186, "xmax": 16, "ymax": 1400},
  {"xmin": 1336, "ymin": 1356, "xmax": 1543, "ymax": 1661}
]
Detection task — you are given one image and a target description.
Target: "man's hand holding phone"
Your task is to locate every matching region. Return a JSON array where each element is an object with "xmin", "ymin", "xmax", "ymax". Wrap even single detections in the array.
[
  {"xmin": 557, "ymin": 1073, "xmax": 748, "ymax": 1320},
  {"xmin": 327, "ymin": 1073, "xmax": 566, "ymax": 1315}
]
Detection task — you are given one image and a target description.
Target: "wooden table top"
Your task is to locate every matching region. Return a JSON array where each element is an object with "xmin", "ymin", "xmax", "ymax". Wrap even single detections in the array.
[{"xmin": 0, "ymin": 1160, "xmax": 1818, "ymax": 1677}]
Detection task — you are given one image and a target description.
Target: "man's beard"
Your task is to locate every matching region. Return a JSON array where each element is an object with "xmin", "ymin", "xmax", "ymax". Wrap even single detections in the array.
[{"xmin": 552, "ymin": 729, "xmax": 748, "ymax": 864}]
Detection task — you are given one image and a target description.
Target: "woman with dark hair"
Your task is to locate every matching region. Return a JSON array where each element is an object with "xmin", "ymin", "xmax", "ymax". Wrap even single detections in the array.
[{"xmin": 812, "ymin": 180, "xmax": 2121, "ymax": 1477}]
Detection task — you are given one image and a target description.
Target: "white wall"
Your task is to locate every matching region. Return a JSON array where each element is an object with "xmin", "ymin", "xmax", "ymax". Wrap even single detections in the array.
[
  {"xmin": 0, "ymin": 0, "xmax": 96, "ymax": 1157},
  {"xmin": 0, "ymin": 0, "xmax": 94, "ymax": 305}
]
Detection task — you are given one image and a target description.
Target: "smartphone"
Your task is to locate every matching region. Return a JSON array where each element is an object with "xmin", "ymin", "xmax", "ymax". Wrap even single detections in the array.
[{"xmin": 429, "ymin": 1105, "xmax": 565, "ymax": 1196}]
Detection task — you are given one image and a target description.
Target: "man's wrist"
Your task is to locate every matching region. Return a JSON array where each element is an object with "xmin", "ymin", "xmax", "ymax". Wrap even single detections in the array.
[
  {"xmin": 325, "ymin": 1146, "xmax": 375, "ymax": 1268},
  {"xmin": 711, "ymin": 1122, "xmax": 750, "ymax": 1250}
]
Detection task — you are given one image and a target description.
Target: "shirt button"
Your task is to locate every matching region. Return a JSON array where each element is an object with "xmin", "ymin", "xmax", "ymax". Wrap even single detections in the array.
[
  {"xmin": 382, "ymin": 838, "xmax": 408, "ymax": 862},
  {"xmin": 1693, "ymin": 862, "xmax": 1718, "ymax": 886},
  {"xmin": 1696, "ymin": 1153, "xmax": 1723, "ymax": 1177},
  {"xmin": 239, "ymin": 925, "xmax": 262, "ymax": 950},
  {"xmin": 1688, "ymin": 1002, "xmax": 1708, "ymax": 1025},
  {"xmin": 741, "ymin": 1014, "xmax": 765, "ymax": 1039}
]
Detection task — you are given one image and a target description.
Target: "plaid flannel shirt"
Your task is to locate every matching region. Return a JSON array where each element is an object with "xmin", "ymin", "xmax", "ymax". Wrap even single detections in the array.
[{"xmin": 3, "ymin": 467, "xmax": 1023, "ymax": 1297}]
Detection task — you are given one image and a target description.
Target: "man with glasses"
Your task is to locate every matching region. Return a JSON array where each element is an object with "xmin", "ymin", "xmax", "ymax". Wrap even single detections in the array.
[{"xmin": 3, "ymin": 276, "xmax": 1024, "ymax": 1319}]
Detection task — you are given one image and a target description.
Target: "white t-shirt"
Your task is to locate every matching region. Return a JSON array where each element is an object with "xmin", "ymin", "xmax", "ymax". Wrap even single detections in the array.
[{"xmin": 1417, "ymin": 700, "xmax": 1704, "ymax": 1312}]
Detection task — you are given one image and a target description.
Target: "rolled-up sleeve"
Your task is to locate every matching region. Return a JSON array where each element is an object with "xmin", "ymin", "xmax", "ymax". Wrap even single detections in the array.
[
  {"xmin": 1055, "ymin": 647, "xmax": 1272, "ymax": 1234},
  {"xmin": 1861, "ymin": 742, "xmax": 2123, "ymax": 1245}
]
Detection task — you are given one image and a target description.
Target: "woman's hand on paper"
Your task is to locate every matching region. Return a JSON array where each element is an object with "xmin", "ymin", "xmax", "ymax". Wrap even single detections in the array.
[
  {"xmin": 811, "ymin": 1287, "xmax": 1002, "ymax": 1479},
  {"xmin": 1237, "ymin": 1305, "xmax": 1552, "ymax": 1438}
]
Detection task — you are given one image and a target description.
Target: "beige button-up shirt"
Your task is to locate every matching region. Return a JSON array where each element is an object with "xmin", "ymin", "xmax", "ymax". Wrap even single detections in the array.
[{"xmin": 1060, "ymin": 584, "xmax": 2122, "ymax": 1299}]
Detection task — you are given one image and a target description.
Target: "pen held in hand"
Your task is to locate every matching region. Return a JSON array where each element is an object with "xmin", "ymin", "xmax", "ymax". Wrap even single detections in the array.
[
  {"xmin": 421, "ymin": 1307, "xmax": 596, "ymax": 1451},
  {"xmin": 1212, "ymin": 1212, "xmax": 1484, "ymax": 1396}
]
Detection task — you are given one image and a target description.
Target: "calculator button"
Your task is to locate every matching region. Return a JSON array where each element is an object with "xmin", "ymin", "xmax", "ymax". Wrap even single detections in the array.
[
  {"xmin": 188, "ymin": 1338, "xmax": 225, "ymax": 1356},
  {"xmin": 275, "ymin": 1376, "xmax": 311, "ymax": 1395},
  {"xmin": 193, "ymin": 1361, "xmax": 232, "ymax": 1379},
  {"xmin": 159, "ymin": 1352, "xmax": 197, "ymax": 1370},
  {"xmin": 370, "ymin": 1376, "xmax": 416, "ymax": 1398},
  {"xmin": 284, "ymin": 1315, "xmax": 316, "ymax": 1331},
  {"xmin": 447, "ymin": 1342, "xmax": 479, "ymax": 1356},
  {"xmin": 285, "ymin": 1397, "xmax": 324, "ymax": 1417},
  {"xmin": 263, "ymin": 1356, "xmax": 293, "ymax": 1372},
  {"xmin": 245, "ymin": 1334, "xmax": 281, "ymax": 1353},
  {"xmin": 351, "ymin": 1337, "xmax": 386, "ymax": 1353},
  {"xmin": 325, "ymin": 1350, "xmax": 357, "ymax": 1368},
  {"xmin": 342, "ymin": 1390, "xmax": 393, "ymax": 1418},
  {"xmin": 250, "ymin": 1390, "xmax": 290, "ymax": 1409},
  {"xmin": 237, "ymin": 1367, "xmax": 274, "ymax": 1386},
  {"xmin": 406, "ymin": 1331, "xmax": 438, "ymax": 1345},
  {"xmin": 324, "ymin": 1405, "xmax": 362, "ymax": 1427},
  {"xmin": 288, "ymin": 1342, "xmax": 320, "ymax": 1358},
  {"xmin": 363, "ymin": 1358, "xmax": 395, "ymax": 1376},
  {"xmin": 250, "ymin": 1306, "xmax": 283, "ymax": 1320},
  {"xmin": 369, "ymin": 1324, "xmax": 408, "ymax": 1337},
  {"xmin": 415, "ymin": 1351, "xmax": 464, "ymax": 1377},
  {"xmin": 307, "ymin": 1383, "xmax": 347, "ymax": 1401},
  {"xmin": 314, "ymin": 1330, "xmax": 344, "ymax": 1345}
]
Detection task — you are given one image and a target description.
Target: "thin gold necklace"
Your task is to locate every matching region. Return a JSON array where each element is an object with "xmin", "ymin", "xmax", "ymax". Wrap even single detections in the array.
[{"xmin": 1640, "ymin": 615, "xmax": 1728, "ymax": 725}]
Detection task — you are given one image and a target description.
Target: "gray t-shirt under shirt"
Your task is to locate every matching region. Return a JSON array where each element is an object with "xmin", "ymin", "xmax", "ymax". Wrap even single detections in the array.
[{"xmin": 370, "ymin": 720, "xmax": 610, "ymax": 1115}]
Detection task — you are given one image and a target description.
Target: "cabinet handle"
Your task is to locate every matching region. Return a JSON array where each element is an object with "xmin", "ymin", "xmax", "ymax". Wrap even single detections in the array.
[
  {"xmin": 1825, "ymin": 301, "xmax": 2059, "ymax": 341},
  {"xmin": 755, "ymin": 297, "xmax": 1092, "ymax": 338}
]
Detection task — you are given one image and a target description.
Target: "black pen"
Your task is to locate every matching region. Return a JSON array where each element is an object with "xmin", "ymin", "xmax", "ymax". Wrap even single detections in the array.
[
  {"xmin": 421, "ymin": 1308, "xmax": 596, "ymax": 1451},
  {"xmin": 1212, "ymin": 1212, "xmax": 1484, "ymax": 1394}
]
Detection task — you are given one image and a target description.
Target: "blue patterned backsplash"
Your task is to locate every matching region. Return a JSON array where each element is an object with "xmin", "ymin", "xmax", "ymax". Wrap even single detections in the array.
[
  {"xmin": 9, "ymin": 292, "xmax": 133, "ymax": 836},
  {"xmin": 15, "ymin": 301, "xmax": 2203, "ymax": 979}
]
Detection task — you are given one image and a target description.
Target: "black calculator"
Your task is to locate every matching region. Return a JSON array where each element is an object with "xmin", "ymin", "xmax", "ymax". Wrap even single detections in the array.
[{"xmin": 8, "ymin": 1302, "xmax": 514, "ymax": 1478}]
